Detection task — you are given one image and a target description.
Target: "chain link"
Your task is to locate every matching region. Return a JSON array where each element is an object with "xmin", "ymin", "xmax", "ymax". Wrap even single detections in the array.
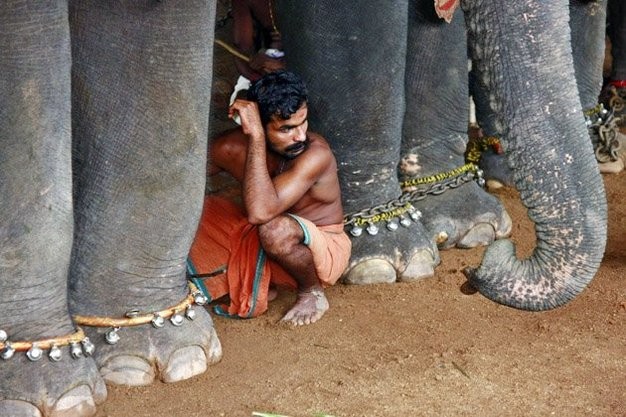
[
  {"xmin": 585, "ymin": 104, "xmax": 622, "ymax": 163},
  {"xmin": 343, "ymin": 165, "xmax": 483, "ymax": 228}
]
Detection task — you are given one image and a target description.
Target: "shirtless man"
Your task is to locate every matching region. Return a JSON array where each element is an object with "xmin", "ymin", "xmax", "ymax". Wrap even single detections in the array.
[
  {"xmin": 202, "ymin": 70, "xmax": 351, "ymax": 325},
  {"xmin": 229, "ymin": 0, "xmax": 285, "ymax": 105}
]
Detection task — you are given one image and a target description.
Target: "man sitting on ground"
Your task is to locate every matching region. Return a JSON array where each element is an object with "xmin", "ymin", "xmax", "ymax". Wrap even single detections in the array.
[{"xmin": 189, "ymin": 70, "xmax": 351, "ymax": 326}]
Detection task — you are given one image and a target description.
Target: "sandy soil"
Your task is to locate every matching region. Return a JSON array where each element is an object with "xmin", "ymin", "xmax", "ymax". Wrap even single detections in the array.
[
  {"xmin": 95, "ymin": 10, "xmax": 625, "ymax": 417},
  {"xmin": 94, "ymin": 174, "xmax": 625, "ymax": 417}
]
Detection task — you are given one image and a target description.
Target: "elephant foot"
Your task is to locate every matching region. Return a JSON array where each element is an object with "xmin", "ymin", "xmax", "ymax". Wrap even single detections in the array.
[
  {"xmin": 478, "ymin": 152, "xmax": 514, "ymax": 187},
  {"xmin": 411, "ymin": 181, "xmax": 512, "ymax": 250},
  {"xmin": 342, "ymin": 219, "xmax": 439, "ymax": 284},
  {"xmin": 73, "ymin": 286, "xmax": 222, "ymax": 387},
  {"xmin": 0, "ymin": 349, "xmax": 106, "ymax": 417}
]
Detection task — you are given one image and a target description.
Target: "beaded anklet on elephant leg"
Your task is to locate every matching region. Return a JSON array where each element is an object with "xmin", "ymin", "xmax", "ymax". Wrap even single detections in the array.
[
  {"xmin": 584, "ymin": 103, "xmax": 622, "ymax": 163},
  {"xmin": 72, "ymin": 282, "xmax": 208, "ymax": 346},
  {"xmin": 343, "ymin": 163, "xmax": 485, "ymax": 238},
  {"xmin": 400, "ymin": 162, "xmax": 485, "ymax": 196},
  {"xmin": 0, "ymin": 327, "xmax": 94, "ymax": 362},
  {"xmin": 465, "ymin": 136, "xmax": 503, "ymax": 164}
]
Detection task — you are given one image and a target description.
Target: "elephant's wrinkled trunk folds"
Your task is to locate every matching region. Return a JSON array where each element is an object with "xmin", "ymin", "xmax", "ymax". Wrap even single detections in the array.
[{"xmin": 461, "ymin": 0, "xmax": 607, "ymax": 310}]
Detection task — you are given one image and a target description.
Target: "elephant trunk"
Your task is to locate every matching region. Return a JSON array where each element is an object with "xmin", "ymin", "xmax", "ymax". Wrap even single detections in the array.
[{"xmin": 462, "ymin": 0, "xmax": 607, "ymax": 310}]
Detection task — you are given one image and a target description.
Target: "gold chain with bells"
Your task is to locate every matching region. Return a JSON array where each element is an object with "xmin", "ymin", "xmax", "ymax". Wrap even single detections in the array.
[{"xmin": 343, "ymin": 163, "xmax": 484, "ymax": 237}]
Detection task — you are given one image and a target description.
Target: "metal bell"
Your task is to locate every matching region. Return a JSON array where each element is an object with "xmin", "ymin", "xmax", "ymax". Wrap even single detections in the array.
[
  {"xmin": 105, "ymin": 327, "xmax": 121, "ymax": 345},
  {"xmin": 185, "ymin": 306, "xmax": 196, "ymax": 320},
  {"xmin": 194, "ymin": 293, "xmax": 208, "ymax": 306},
  {"xmin": 585, "ymin": 119, "xmax": 592, "ymax": 127},
  {"xmin": 0, "ymin": 329, "xmax": 7, "ymax": 342},
  {"xmin": 152, "ymin": 314, "xmax": 165, "ymax": 328},
  {"xmin": 70, "ymin": 342, "xmax": 84, "ymax": 359},
  {"xmin": 366, "ymin": 223, "xmax": 379, "ymax": 235},
  {"xmin": 170, "ymin": 312, "xmax": 184, "ymax": 327},
  {"xmin": 475, "ymin": 169, "xmax": 484, "ymax": 179},
  {"xmin": 81, "ymin": 337, "xmax": 95, "ymax": 357},
  {"xmin": 477, "ymin": 177, "xmax": 486, "ymax": 187},
  {"xmin": 1, "ymin": 343, "xmax": 15, "ymax": 360},
  {"xmin": 125, "ymin": 309, "xmax": 140, "ymax": 318},
  {"xmin": 409, "ymin": 209, "xmax": 422, "ymax": 221},
  {"xmin": 386, "ymin": 220, "xmax": 399, "ymax": 231},
  {"xmin": 48, "ymin": 345, "xmax": 62, "ymax": 362},
  {"xmin": 400, "ymin": 216, "xmax": 412, "ymax": 227},
  {"xmin": 350, "ymin": 225, "xmax": 363, "ymax": 237},
  {"xmin": 26, "ymin": 344, "xmax": 43, "ymax": 362}
]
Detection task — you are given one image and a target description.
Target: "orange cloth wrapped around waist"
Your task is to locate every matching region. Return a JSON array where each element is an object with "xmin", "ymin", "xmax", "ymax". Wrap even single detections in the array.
[{"xmin": 187, "ymin": 195, "xmax": 351, "ymax": 318}]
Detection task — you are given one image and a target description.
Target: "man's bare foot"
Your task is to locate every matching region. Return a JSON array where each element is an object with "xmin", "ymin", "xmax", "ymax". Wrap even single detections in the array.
[{"xmin": 280, "ymin": 288, "xmax": 329, "ymax": 326}]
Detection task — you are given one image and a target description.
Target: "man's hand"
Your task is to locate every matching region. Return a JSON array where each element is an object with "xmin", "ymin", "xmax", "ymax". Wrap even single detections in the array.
[
  {"xmin": 229, "ymin": 99, "xmax": 264, "ymax": 139},
  {"xmin": 249, "ymin": 52, "xmax": 285, "ymax": 74}
]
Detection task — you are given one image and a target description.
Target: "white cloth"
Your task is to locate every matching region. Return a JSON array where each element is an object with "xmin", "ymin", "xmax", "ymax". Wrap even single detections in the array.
[{"xmin": 229, "ymin": 75, "xmax": 252, "ymax": 125}]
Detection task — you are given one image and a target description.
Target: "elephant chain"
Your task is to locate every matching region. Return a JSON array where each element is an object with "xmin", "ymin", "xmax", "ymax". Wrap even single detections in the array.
[
  {"xmin": 585, "ymin": 103, "xmax": 622, "ymax": 163},
  {"xmin": 343, "ymin": 163, "xmax": 484, "ymax": 237}
]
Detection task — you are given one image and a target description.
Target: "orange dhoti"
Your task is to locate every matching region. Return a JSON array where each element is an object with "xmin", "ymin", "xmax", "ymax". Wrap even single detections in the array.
[{"xmin": 187, "ymin": 196, "xmax": 351, "ymax": 318}]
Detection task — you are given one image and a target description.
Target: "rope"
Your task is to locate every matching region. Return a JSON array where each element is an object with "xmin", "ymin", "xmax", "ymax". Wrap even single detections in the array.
[
  {"xmin": 0, "ymin": 328, "xmax": 85, "ymax": 353},
  {"xmin": 73, "ymin": 282, "xmax": 203, "ymax": 328},
  {"xmin": 214, "ymin": 39, "xmax": 251, "ymax": 62}
]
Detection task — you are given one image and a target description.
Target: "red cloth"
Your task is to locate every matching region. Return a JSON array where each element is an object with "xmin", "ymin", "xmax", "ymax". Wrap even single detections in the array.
[{"xmin": 188, "ymin": 196, "xmax": 296, "ymax": 318}]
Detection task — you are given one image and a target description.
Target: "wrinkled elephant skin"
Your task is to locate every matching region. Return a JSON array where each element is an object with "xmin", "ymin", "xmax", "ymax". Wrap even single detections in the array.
[{"xmin": 1, "ymin": 2, "xmax": 221, "ymax": 416}]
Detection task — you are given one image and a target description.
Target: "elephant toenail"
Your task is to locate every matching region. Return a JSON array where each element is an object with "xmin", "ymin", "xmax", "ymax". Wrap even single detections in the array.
[
  {"xmin": 51, "ymin": 385, "xmax": 96, "ymax": 417},
  {"xmin": 436, "ymin": 231, "xmax": 449, "ymax": 244},
  {"xmin": 100, "ymin": 355, "xmax": 155, "ymax": 386},
  {"xmin": 343, "ymin": 259, "xmax": 396, "ymax": 285},
  {"xmin": 162, "ymin": 346, "xmax": 207, "ymax": 383}
]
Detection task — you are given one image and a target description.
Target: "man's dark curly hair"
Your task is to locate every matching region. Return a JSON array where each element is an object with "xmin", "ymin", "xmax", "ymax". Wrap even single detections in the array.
[{"xmin": 246, "ymin": 70, "xmax": 309, "ymax": 126}]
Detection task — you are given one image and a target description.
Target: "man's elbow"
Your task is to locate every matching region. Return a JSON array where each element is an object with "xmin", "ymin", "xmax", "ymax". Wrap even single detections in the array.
[
  {"xmin": 246, "ymin": 208, "xmax": 278, "ymax": 225},
  {"xmin": 247, "ymin": 213, "xmax": 270, "ymax": 225}
]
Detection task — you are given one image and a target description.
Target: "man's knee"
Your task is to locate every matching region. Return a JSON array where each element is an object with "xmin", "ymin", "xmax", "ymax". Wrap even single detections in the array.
[{"xmin": 258, "ymin": 215, "xmax": 302, "ymax": 256}]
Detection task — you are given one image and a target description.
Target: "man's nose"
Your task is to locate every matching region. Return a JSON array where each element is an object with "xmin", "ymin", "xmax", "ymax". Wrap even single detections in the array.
[{"xmin": 294, "ymin": 124, "xmax": 306, "ymax": 142}]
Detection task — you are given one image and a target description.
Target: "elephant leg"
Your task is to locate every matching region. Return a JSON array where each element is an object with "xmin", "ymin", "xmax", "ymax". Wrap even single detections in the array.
[
  {"xmin": 400, "ymin": 1, "xmax": 512, "ymax": 250},
  {"xmin": 469, "ymin": 54, "xmax": 515, "ymax": 188},
  {"xmin": 572, "ymin": 0, "xmax": 625, "ymax": 173},
  {"xmin": 67, "ymin": 0, "xmax": 221, "ymax": 386},
  {"xmin": 278, "ymin": 1, "xmax": 439, "ymax": 284},
  {"xmin": 0, "ymin": 2, "xmax": 106, "ymax": 416}
]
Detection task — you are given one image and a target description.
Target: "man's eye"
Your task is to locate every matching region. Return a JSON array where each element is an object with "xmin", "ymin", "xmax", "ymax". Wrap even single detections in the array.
[{"xmin": 280, "ymin": 127, "xmax": 290, "ymax": 133}]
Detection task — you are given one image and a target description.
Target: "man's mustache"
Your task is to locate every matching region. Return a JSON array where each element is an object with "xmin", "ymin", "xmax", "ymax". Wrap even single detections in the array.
[{"xmin": 285, "ymin": 137, "xmax": 309, "ymax": 153}]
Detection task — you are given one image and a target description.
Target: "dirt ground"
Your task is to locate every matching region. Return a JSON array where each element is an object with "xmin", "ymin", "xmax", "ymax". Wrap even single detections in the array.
[
  {"xmin": 94, "ymin": 175, "xmax": 625, "ymax": 417},
  {"xmin": 95, "ymin": 10, "xmax": 625, "ymax": 417}
]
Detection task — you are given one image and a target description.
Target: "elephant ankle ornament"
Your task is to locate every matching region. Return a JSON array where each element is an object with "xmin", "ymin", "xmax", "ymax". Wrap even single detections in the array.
[
  {"xmin": 0, "ymin": 327, "xmax": 93, "ymax": 362},
  {"xmin": 343, "ymin": 163, "xmax": 485, "ymax": 238},
  {"xmin": 0, "ymin": 283, "xmax": 208, "ymax": 363}
]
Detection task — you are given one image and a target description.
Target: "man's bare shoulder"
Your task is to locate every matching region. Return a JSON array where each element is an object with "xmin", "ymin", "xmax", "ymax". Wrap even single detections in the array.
[
  {"xmin": 209, "ymin": 128, "xmax": 249, "ymax": 177},
  {"xmin": 212, "ymin": 127, "xmax": 248, "ymax": 153},
  {"xmin": 306, "ymin": 131, "xmax": 336, "ymax": 156},
  {"xmin": 291, "ymin": 131, "xmax": 338, "ymax": 179}
]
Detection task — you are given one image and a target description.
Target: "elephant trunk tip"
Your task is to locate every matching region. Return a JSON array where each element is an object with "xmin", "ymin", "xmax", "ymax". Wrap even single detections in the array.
[
  {"xmin": 462, "ymin": 267, "xmax": 480, "ymax": 292},
  {"xmin": 460, "ymin": 268, "xmax": 480, "ymax": 295}
]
